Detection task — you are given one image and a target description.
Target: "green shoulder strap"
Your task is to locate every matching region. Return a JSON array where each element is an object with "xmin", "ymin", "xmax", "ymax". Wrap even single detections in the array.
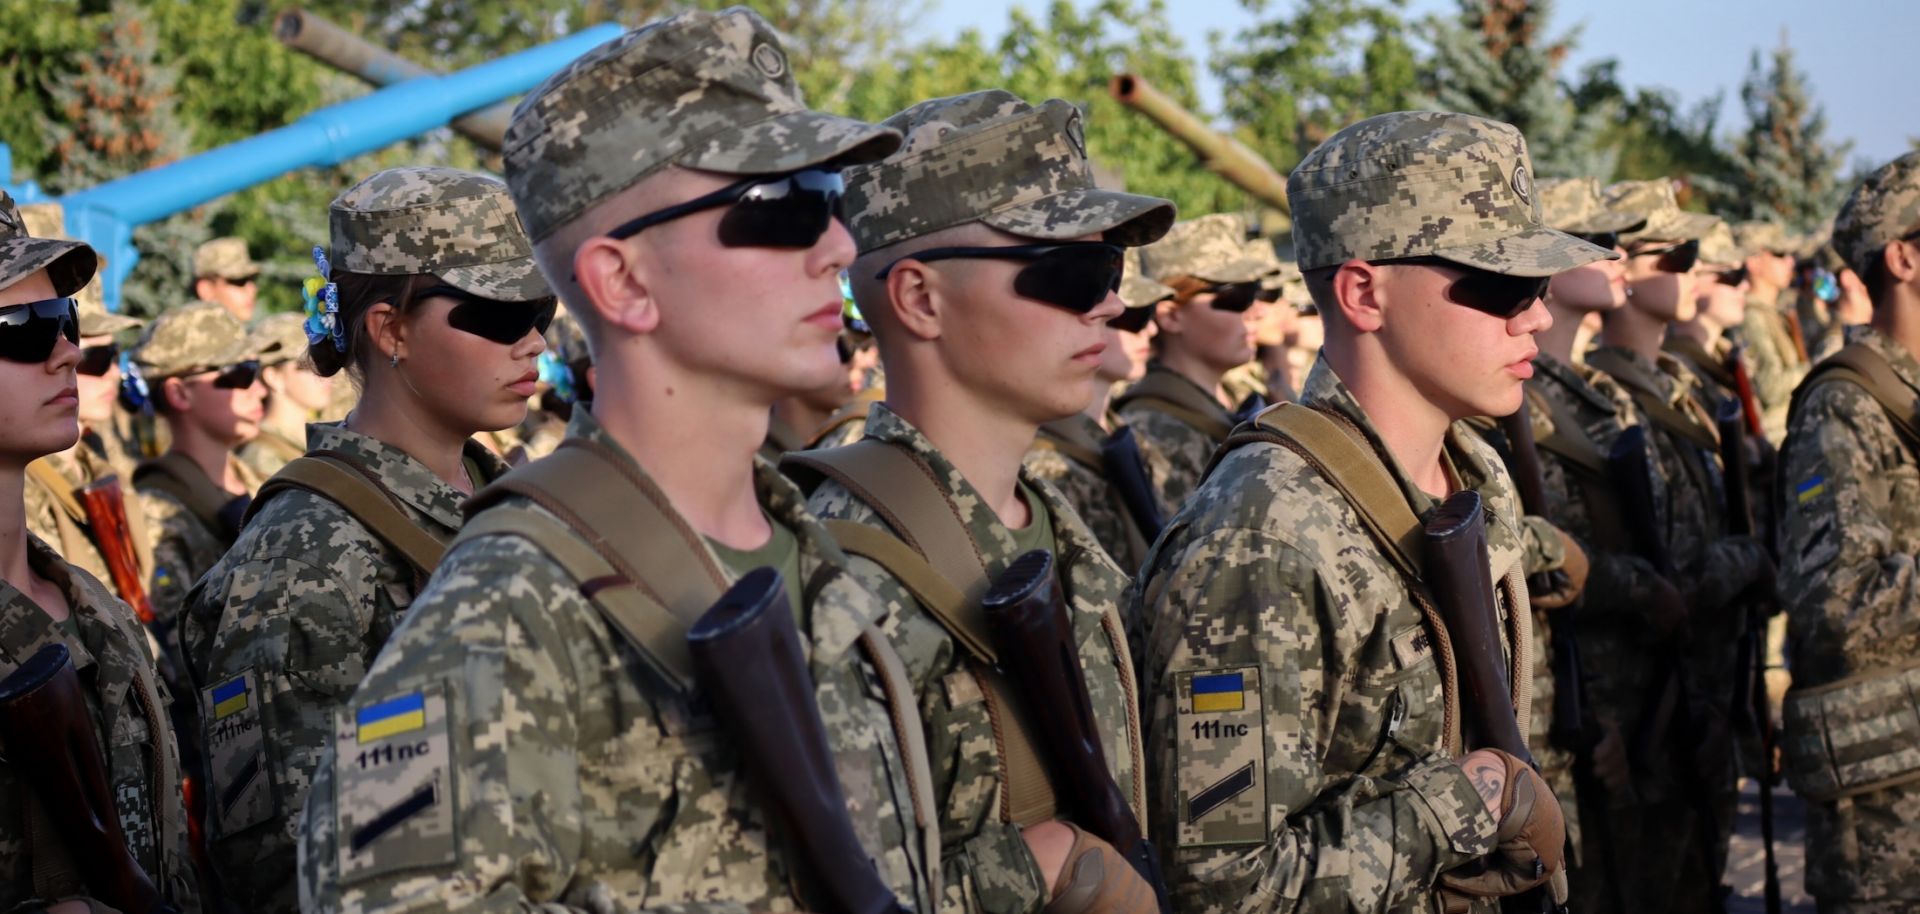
[
  {"xmin": 246, "ymin": 451, "xmax": 449, "ymax": 579},
  {"xmin": 1113, "ymin": 370, "xmax": 1235, "ymax": 442},
  {"xmin": 1790, "ymin": 343, "xmax": 1920, "ymax": 450},
  {"xmin": 134, "ymin": 452, "xmax": 245, "ymax": 538},
  {"xmin": 1032, "ymin": 419, "xmax": 1105, "ymax": 471},
  {"xmin": 1585, "ymin": 348, "xmax": 1721, "ymax": 453}
]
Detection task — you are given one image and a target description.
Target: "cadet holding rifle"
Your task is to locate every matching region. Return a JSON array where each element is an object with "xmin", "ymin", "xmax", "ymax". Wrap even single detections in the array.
[
  {"xmin": 297, "ymin": 10, "xmax": 938, "ymax": 912},
  {"xmin": 1132, "ymin": 111, "xmax": 1604, "ymax": 913},
  {"xmin": 0, "ymin": 190, "xmax": 199, "ymax": 913}
]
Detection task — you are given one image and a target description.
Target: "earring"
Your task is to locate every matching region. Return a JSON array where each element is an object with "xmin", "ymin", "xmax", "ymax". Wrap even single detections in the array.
[{"xmin": 389, "ymin": 353, "xmax": 400, "ymax": 368}]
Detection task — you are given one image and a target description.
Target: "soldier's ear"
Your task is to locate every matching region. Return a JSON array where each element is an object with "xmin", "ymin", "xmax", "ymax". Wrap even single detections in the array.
[
  {"xmin": 161, "ymin": 376, "xmax": 193, "ymax": 413},
  {"xmin": 1886, "ymin": 238, "xmax": 1919, "ymax": 285},
  {"xmin": 884, "ymin": 260, "xmax": 943, "ymax": 342},
  {"xmin": 1153, "ymin": 297, "xmax": 1183, "ymax": 334},
  {"xmin": 573, "ymin": 236, "xmax": 660, "ymax": 336},
  {"xmin": 363, "ymin": 302, "xmax": 403, "ymax": 364},
  {"xmin": 1329, "ymin": 260, "xmax": 1385, "ymax": 333}
]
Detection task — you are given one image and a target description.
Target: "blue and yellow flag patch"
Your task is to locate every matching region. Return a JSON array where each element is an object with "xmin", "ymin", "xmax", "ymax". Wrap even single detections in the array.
[
  {"xmin": 1192, "ymin": 672, "xmax": 1246, "ymax": 713},
  {"xmin": 211, "ymin": 676, "xmax": 249, "ymax": 719},
  {"xmin": 356, "ymin": 692, "xmax": 427, "ymax": 742},
  {"xmin": 1797, "ymin": 475, "xmax": 1827, "ymax": 504}
]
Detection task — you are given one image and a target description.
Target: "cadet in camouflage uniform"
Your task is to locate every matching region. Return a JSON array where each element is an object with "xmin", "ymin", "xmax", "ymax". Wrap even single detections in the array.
[
  {"xmin": 1777, "ymin": 150, "xmax": 1920, "ymax": 914},
  {"xmin": 1025, "ymin": 250, "xmax": 1175, "ymax": 578},
  {"xmin": 1116, "ymin": 214, "xmax": 1269, "ymax": 510},
  {"xmin": 1132, "ymin": 111, "xmax": 1597, "ymax": 913},
  {"xmin": 179, "ymin": 166, "xmax": 548, "ymax": 914},
  {"xmin": 1587, "ymin": 180, "xmax": 1774, "ymax": 911},
  {"xmin": 130, "ymin": 304, "xmax": 266, "ymax": 624},
  {"xmin": 192, "ymin": 237, "xmax": 261, "ymax": 324},
  {"xmin": 1734, "ymin": 220, "xmax": 1809, "ymax": 442},
  {"xmin": 0, "ymin": 190, "xmax": 199, "ymax": 914},
  {"xmin": 299, "ymin": 11, "xmax": 939, "ymax": 913},
  {"xmin": 802, "ymin": 88, "xmax": 1172, "ymax": 914},
  {"xmin": 236, "ymin": 313, "xmax": 334, "ymax": 478}
]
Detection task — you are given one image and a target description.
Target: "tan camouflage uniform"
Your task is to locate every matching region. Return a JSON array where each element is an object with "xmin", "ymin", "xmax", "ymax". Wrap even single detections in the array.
[
  {"xmin": 237, "ymin": 314, "xmax": 321, "ymax": 479},
  {"xmin": 1778, "ymin": 151, "xmax": 1920, "ymax": 914},
  {"xmin": 1023, "ymin": 410, "xmax": 1170, "ymax": 577},
  {"xmin": 1734, "ymin": 221, "xmax": 1809, "ymax": 442}
]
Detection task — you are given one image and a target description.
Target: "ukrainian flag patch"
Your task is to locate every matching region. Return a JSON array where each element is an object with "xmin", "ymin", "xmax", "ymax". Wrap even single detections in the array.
[
  {"xmin": 1192, "ymin": 671, "xmax": 1247, "ymax": 713},
  {"xmin": 356, "ymin": 692, "xmax": 427, "ymax": 743},
  {"xmin": 1797, "ymin": 475, "xmax": 1827, "ymax": 504},
  {"xmin": 211, "ymin": 675, "xmax": 249, "ymax": 719}
]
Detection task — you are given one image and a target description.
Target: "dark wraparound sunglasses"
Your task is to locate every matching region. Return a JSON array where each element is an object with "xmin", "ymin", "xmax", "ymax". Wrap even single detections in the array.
[
  {"xmin": 1197, "ymin": 282, "xmax": 1261, "ymax": 313},
  {"xmin": 1370, "ymin": 258, "xmax": 1549, "ymax": 319},
  {"xmin": 605, "ymin": 168, "xmax": 846, "ymax": 250},
  {"xmin": 874, "ymin": 242, "xmax": 1126, "ymax": 314},
  {"xmin": 1712, "ymin": 265, "xmax": 1749, "ymax": 287},
  {"xmin": 0, "ymin": 297, "xmax": 79, "ymax": 364},
  {"xmin": 416, "ymin": 285, "xmax": 557, "ymax": 345},
  {"xmin": 1629, "ymin": 239, "xmax": 1701, "ymax": 274},
  {"xmin": 1108, "ymin": 306, "xmax": 1155, "ymax": 333},
  {"xmin": 204, "ymin": 360, "xmax": 261, "ymax": 390},
  {"xmin": 78, "ymin": 343, "xmax": 119, "ymax": 377}
]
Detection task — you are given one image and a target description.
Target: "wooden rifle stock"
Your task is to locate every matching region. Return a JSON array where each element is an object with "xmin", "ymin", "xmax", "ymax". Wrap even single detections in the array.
[
  {"xmin": 1100, "ymin": 426, "xmax": 1166, "ymax": 543},
  {"xmin": 1422, "ymin": 492, "xmax": 1532, "ymax": 763},
  {"xmin": 982, "ymin": 549, "xmax": 1172, "ymax": 914},
  {"xmin": 76, "ymin": 475, "xmax": 155, "ymax": 624},
  {"xmin": 686, "ymin": 568, "xmax": 905, "ymax": 914},
  {"xmin": 0, "ymin": 644, "xmax": 172, "ymax": 914},
  {"xmin": 1727, "ymin": 344, "xmax": 1767, "ymax": 441}
]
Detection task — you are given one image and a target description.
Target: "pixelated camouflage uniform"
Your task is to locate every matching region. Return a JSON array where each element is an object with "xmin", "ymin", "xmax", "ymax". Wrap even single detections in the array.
[
  {"xmin": 1134, "ymin": 359, "xmax": 1526, "ymax": 913},
  {"xmin": 0, "ymin": 537, "xmax": 200, "ymax": 914},
  {"xmin": 177, "ymin": 424, "xmax": 507, "ymax": 914},
  {"xmin": 138, "ymin": 457, "xmax": 264, "ymax": 625},
  {"xmin": 1023, "ymin": 410, "xmax": 1171, "ymax": 577},
  {"xmin": 1115, "ymin": 361, "xmax": 1234, "ymax": 512},
  {"xmin": 24, "ymin": 437, "xmax": 153, "ymax": 602},
  {"xmin": 297, "ymin": 409, "xmax": 936, "ymax": 914},
  {"xmin": 803, "ymin": 405, "xmax": 1146, "ymax": 914}
]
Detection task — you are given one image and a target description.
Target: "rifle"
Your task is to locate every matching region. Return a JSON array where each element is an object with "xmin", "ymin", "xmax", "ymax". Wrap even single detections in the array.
[
  {"xmin": 1714, "ymin": 400, "xmax": 1782, "ymax": 914},
  {"xmin": 0, "ymin": 643, "xmax": 175, "ymax": 914},
  {"xmin": 1100, "ymin": 426, "xmax": 1166, "ymax": 544},
  {"xmin": 1727, "ymin": 344, "xmax": 1767, "ymax": 442},
  {"xmin": 1496, "ymin": 398, "xmax": 1570, "ymax": 599},
  {"xmin": 1606, "ymin": 426, "xmax": 1727, "ymax": 914},
  {"xmin": 686, "ymin": 568, "xmax": 906, "ymax": 914},
  {"xmin": 982, "ymin": 549, "xmax": 1173, "ymax": 914},
  {"xmin": 1422, "ymin": 492, "xmax": 1559, "ymax": 914},
  {"xmin": 76, "ymin": 474, "xmax": 156, "ymax": 624}
]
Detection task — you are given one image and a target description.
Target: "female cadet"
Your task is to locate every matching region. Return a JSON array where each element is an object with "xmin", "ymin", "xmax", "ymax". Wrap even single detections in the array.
[
  {"xmin": 0, "ymin": 192, "xmax": 199, "ymax": 913},
  {"xmin": 177, "ymin": 166, "xmax": 552, "ymax": 914}
]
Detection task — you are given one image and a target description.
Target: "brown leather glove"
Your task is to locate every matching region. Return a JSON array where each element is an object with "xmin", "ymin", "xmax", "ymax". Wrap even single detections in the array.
[
  {"xmin": 1440, "ymin": 750, "xmax": 1565, "ymax": 899},
  {"xmin": 1530, "ymin": 529, "xmax": 1590, "ymax": 610},
  {"xmin": 1043, "ymin": 824, "xmax": 1157, "ymax": 914}
]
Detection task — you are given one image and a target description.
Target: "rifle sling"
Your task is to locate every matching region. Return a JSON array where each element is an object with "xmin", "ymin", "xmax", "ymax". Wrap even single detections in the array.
[
  {"xmin": 134, "ymin": 452, "xmax": 246, "ymax": 540},
  {"xmin": 1790, "ymin": 343, "xmax": 1920, "ymax": 451},
  {"xmin": 1114, "ymin": 370, "xmax": 1236, "ymax": 442},
  {"xmin": 1033, "ymin": 421, "xmax": 1104, "ymax": 471},
  {"xmin": 247, "ymin": 452, "xmax": 449, "ymax": 580},
  {"xmin": 1585, "ymin": 349, "xmax": 1721, "ymax": 453},
  {"xmin": 26, "ymin": 459, "xmax": 86, "ymax": 524}
]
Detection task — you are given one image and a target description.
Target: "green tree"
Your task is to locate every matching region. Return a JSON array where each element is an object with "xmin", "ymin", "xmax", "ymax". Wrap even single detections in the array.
[
  {"xmin": 1716, "ymin": 39, "xmax": 1851, "ymax": 231},
  {"xmin": 1419, "ymin": 0, "xmax": 1613, "ymax": 178},
  {"xmin": 1212, "ymin": 0, "xmax": 1421, "ymax": 177},
  {"xmin": 1569, "ymin": 59, "xmax": 1730, "ymax": 194}
]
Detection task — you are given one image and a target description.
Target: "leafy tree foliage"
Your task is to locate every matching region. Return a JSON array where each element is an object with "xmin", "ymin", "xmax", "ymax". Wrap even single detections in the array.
[{"xmin": 1716, "ymin": 40, "xmax": 1851, "ymax": 231}]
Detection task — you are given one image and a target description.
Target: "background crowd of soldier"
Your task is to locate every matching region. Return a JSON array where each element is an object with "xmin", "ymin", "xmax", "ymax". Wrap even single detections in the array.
[{"xmin": 0, "ymin": 7, "xmax": 1916, "ymax": 914}]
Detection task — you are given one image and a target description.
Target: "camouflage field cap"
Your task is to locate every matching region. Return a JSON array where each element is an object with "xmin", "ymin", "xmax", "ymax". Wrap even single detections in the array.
[
  {"xmin": 330, "ymin": 166, "xmax": 552, "ymax": 303},
  {"xmin": 19, "ymin": 201, "xmax": 131, "ymax": 332},
  {"xmin": 1834, "ymin": 151, "xmax": 1920, "ymax": 279},
  {"xmin": 504, "ymin": 7, "xmax": 901, "ymax": 242},
  {"xmin": 0, "ymin": 190, "xmax": 96, "ymax": 299},
  {"xmin": 1288, "ymin": 111, "xmax": 1612, "ymax": 276},
  {"xmin": 1538, "ymin": 177, "xmax": 1643, "ymax": 234},
  {"xmin": 247, "ymin": 313, "xmax": 310, "ymax": 368},
  {"xmin": 1698, "ymin": 221, "xmax": 1746, "ymax": 266},
  {"xmin": 1732, "ymin": 220, "xmax": 1794, "ymax": 258},
  {"xmin": 1605, "ymin": 180, "xmax": 1718, "ymax": 244},
  {"xmin": 1119, "ymin": 247, "xmax": 1175, "ymax": 308},
  {"xmin": 1242, "ymin": 235, "xmax": 1302, "ymax": 292},
  {"xmin": 132, "ymin": 302, "xmax": 257, "ymax": 379},
  {"xmin": 1135, "ymin": 214, "xmax": 1266, "ymax": 284},
  {"xmin": 844, "ymin": 90, "xmax": 1175, "ymax": 253},
  {"xmin": 193, "ymin": 237, "xmax": 260, "ymax": 281}
]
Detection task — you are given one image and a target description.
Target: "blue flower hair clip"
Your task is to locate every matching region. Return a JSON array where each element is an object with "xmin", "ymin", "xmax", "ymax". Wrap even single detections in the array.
[
  {"xmin": 303, "ymin": 245, "xmax": 346, "ymax": 352},
  {"xmin": 537, "ymin": 350, "xmax": 577, "ymax": 404}
]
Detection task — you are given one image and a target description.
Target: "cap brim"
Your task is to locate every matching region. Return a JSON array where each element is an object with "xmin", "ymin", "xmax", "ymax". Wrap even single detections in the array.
[
  {"xmin": 981, "ymin": 188, "xmax": 1176, "ymax": 248},
  {"xmin": 1120, "ymin": 275, "xmax": 1175, "ymax": 308},
  {"xmin": 1431, "ymin": 224, "xmax": 1619, "ymax": 278},
  {"xmin": 1560, "ymin": 209, "xmax": 1644, "ymax": 235},
  {"xmin": 680, "ymin": 110, "xmax": 903, "ymax": 176},
  {"xmin": 440, "ymin": 255, "xmax": 555, "ymax": 303},
  {"xmin": 1192, "ymin": 256, "xmax": 1273, "ymax": 285},
  {"xmin": 1626, "ymin": 210, "xmax": 1719, "ymax": 243},
  {"xmin": 80, "ymin": 311, "xmax": 144, "ymax": 336},
  {"xmin": 1, "ymin": 237, "xmax": 97, "ymax": 298}
]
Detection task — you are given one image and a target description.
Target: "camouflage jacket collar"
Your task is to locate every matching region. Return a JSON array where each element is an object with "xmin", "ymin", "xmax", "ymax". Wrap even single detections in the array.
[
  {"xmin": 1, "ymin": 537, "xmax": 110, "ymax": 676},
  {"xmin": 1533, "ymin": 352, "xmax": 1620, "ymax": 416},
  {"xmin": 862, "ymin": 403, "xmax": 1112, "ymax": 576},
  {"xmin": 1297, "ymin": 355, "xmax": 1504, "ymax": 515},
  {"xmin": 305, "ymin": 422, "xmax": 510, "ymax": 534},
  {"xmin": 1844, "ymin": 324, "xmax": 1920, "ymax": 389},
  {"xmin": 1037, "ymin": 413, "xmax": 1107, "ymax": 468},
  {"xmin": 1143, "ymin": 360, "xmax": 1234, "ymax": 421},
  {"xmin": 565, "ymin": 407, "xmax": 888, "ymax": 652},
  {"xmin": 1588, "ymin": 344, "xmax": 1699, "ymax": 409}
]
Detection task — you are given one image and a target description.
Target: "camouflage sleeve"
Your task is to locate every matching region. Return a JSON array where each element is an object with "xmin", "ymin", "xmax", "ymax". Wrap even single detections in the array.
[
  {"xmin": 1740, "ymin": 312, "xmax": 1796, "ymax": 411},
  {"xmin": 1778, "ymin": 382, "xmax": 1920, "ymax": 669},
  {"xmin": 297, "ymin": 535, "xmax": 755, "ymax": 914},
  {"xmin": 1683, "ymin": 533, "xmax": 1770, "ymax": 617},
  {"xmin": 143, "ymin": 491, "xmax": 197, "ymax": 625},
  {"xmin": 1118, "ymin": 407, "xmax": 1213, "ymax": 514},
  {"xmin": 1580, "ymin": 548, "xmax": 1668, "ymax": 619},
  {"xmin": 1517, "ymin": 515, "xmax": 1569, "ymax": 576},
  {"xmin": 1143, "ymin": 527, "xmax": 1497, "ymax": 914}
]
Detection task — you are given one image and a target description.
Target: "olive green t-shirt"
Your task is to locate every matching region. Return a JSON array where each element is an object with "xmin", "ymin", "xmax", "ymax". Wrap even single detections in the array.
[
  {"xmin": 1006, "ymin": 481, "xmax": 1056, "ymax": 557},
  {"xmin": 706, "ymin": 514, "xmax": 804, "ymax": 615}
]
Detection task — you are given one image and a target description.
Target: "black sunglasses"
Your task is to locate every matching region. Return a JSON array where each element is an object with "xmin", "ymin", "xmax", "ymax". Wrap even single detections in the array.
[
  {"xmin": 208, "ymin": 360, "xmax": 261, "ymax": 390},
  {"xmin": 1712, "ymin": 265, "xmax": 1749, "ymax": 287},
  {"xmin": 1372, "ymin": 258, "xmax": 1549, "ymax": 319},
  {"xmin": 1108, "ymin": 306, "xmax": 1155, "ymax": 333},
  {"xmin": 1198, "ymin": 282, "xmax": 1261, "ymax": 313},
  {"xmin": 1630, "ymin": 239, "xmax": 1701, "ymax": 274},
  {"xmin": 0, "ymin": 297, "xmax": 79, "ymax": 365},
  {"xmin": 605, "ymin": 168, "xmax": 845, "ymax": 251},
  {"xmin": 77, "ymin": 343, "xmax": 119, "ymax": 377},
  {"xmin": 1575, "ymin": 231, "xmax": 1619, "ymax": 251},
  {"xmin": 874, "ymin": 242, "xmax": 1125, "ymax": 314},
  {"xmin": 417, "ymin": 285, "xmax": 557, "ymax": 345}
]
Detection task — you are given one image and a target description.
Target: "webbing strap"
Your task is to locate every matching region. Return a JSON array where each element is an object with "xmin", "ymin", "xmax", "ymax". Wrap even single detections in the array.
[
  {"xmin": 1033, "ymin": 420, "xmax": 1104, "ymax": 470},
  {"xmin": 26, "ymin": 459, "xmax": 84, "ymax": 523},
  {"xmin": 249, "ymin": 454, "xmax": 447, "ymax": 578},
  {"xmin": 1585, "ymin": 348, "xmax": 1720, "ymax": 452},
  {"xmin": 823, "ymin": 520, "xmax": 994, "ymax": 665},
  {"xmin": 1114, "ymin": 370, "xmax": 1235, "ymax": 441},
  {"xmin": 1792, "ymin": 344, "xmax": 1920, "ymax": 449}
]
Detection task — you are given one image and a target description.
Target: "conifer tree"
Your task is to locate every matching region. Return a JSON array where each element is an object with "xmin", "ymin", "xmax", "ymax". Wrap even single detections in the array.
[{"xmin": 1719, "ymin": 39, "xmax": 1851, "ymax": 232}]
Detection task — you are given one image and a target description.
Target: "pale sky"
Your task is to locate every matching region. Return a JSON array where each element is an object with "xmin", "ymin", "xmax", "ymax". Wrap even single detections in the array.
[{"xmin": 916, "ymin": 0, "xmax": 1918, "ymax": 170}]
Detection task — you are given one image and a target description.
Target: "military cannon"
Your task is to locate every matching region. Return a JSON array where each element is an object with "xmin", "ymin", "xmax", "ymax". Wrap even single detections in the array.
[
  {"xmin": 275, "ymin": 7, "xmax": 510, "ymax": 151},
  {"xmin": 1109, "ymin": 73, "xmax": 1291, "ymax": 217},
  {"xmin": 2, "ymin": 21, "xmax": 622, "ymax": 310}
]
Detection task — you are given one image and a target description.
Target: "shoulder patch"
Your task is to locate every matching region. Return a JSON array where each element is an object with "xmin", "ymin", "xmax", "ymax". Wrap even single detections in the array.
[
  {"xmin": 335, "ymin": 682, "xmax": 456, "ymax": 883},
  {"xmin": 203, "ymin": 669, "xmax": 273, "ymax": 835},
  {"xmin": 1175, "ymin": 667, "xmax": 1266, "ymax": 848},
  {"xmin": 1796, "ymin": 475, "xmax": 1827, "ymax": 504}
]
